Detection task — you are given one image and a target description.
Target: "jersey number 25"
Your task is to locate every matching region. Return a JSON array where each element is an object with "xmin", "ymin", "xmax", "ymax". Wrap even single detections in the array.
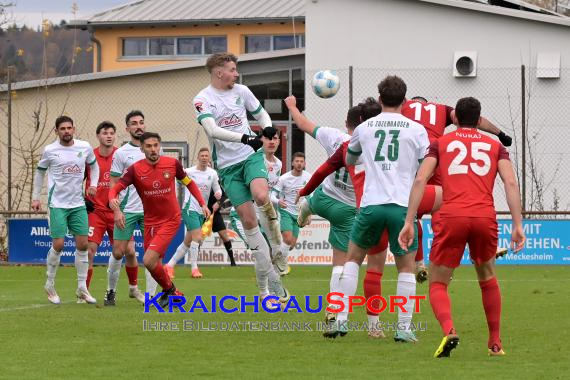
[{"xmin": 447, "ymin": 141, "xmax": 491, "ymax": 176}]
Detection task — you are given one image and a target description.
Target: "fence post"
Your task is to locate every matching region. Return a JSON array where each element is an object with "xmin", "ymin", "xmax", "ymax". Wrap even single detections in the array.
[
  {"xmin": 7, "ymin": 66, "xmax": 13, "ymax": 211},
  {"xmin": 521, "ymin": 64, "xmax": 526, "ymax": 214},
  {"xmin": 348, "ymin": 65, "xmax": 353, "ymax": 108}
]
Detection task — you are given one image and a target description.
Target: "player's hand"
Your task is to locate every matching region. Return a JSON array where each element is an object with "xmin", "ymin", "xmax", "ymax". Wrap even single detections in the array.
[
  {"xmin": 212, "ymin": 202, "xmax": 220, "ymax": 213},
  {"xmin": 498, "ymin": 131, "xmax": 512, "ymax": 147},
  {"xmin": 201, "ymin": 204, "xmax": 211, "ymax": 219},
  {"xmin": 214, "ymin": 191, "xmax": 222, "ymax": 200},
  {"xmin": 284, "ymin": 95, "xmax": 297, "ymax": 109},
  {"xmin": 114, "ymin": 210, "xmax": 126, "ymax": 230},
  {"xmin": 31, "ymin": 200, "xmax": 41, "ymax": 212},
  {"xmin": 279, "ymin": 199, "xmax": 287, "ymax": 209},
  {"xmin": 398, "ymin": 221, "xmax": 415, "ymax": 251},
  {"xmin": 241, "ymin": 134, "xmax": 263, "ymax": 151},
  {"xmin": 510, "ymin": 224, "xmax": 526, "ymax": 253},
  {"xmin": 86, "ymin": 186, "xmax": 97, "ymax": 197}
]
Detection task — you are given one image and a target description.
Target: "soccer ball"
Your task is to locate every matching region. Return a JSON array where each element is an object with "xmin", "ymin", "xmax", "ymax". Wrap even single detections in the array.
[{"xmin": 311, "ymin": 70, "xmax": 340, "ymax": 99}]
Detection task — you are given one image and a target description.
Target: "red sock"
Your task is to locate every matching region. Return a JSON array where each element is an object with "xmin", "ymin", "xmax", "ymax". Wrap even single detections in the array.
[
  {"xmin": 429, "ymin": 282, "xmax": 454, "ymax": 335},
  {"xmin": 86, "ymin": 268, "xmax": 93, "ymax": 289},
  {"xmin": 363, "ymin": 270, "xmax": 383, "ymax": 316},
  {"xmin": 479, "ymin": 277, "xmax": 501, "ymax": 348},
  {"xmin": 149, "ymin": 262, "xmax": 173, "ymax": 291},
  {"xmin": 125, "ymin": 265, "xmax": 138, "ymax": 286},
  {"xmin": 415, "ymin": 220, "xmax": 424, "ymax": 262}
]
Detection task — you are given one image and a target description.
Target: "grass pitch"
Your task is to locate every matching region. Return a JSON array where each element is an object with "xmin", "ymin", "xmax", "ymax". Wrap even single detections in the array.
[{"xmin": 1, "ymin": 265, "xmax": 569, "ymax": 379}]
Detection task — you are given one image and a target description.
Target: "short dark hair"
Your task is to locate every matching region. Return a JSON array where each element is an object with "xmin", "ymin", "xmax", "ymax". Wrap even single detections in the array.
[
  {"xmin": 198, "ymin": 147, "xmax": 210, "ymax": 154},
  {"xmin": 96, "ymin": 121, "xmax": 116, "ymax": 134},
  {"xmin": 455, "ymin": 97, "xmax": 481, "ymax": 127},
  {"xmin": 55, "ymin": 115, "xmax": 73, "ymax": 129},
  {"xmin": 140, "ymin": 132, "xmax": 161, "ymax": 144},
  {"xmin": 346, "ymin": 105, "xmax": 363, "ymax": 129},
  {"xmin": 359, "ymin": 97, "xmax": 382, "ymax": 122},
  {"xmin": 292, "ymin": 152, "xmax": 305, "ymax": 160},
  {"xmin": 411, "ymin": 96, "xmax": 428, "ymax": 103},
  {"xmin": 206, "ymin": 53, "xmax": 238, "ymax": 74},
  {"xmin": 377, "ymin": 75, "xmax": 407, "ymax": 107},
  {"xmin": 125, "ymin": 110, "xmax": 144, "ymax": 125}
]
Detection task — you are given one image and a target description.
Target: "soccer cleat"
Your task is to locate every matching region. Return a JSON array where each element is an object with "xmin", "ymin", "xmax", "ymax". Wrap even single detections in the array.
[
  {"xmin": 76, "ymin": 297, "xmax": 86, "ymax": 304},
  {"xmin": 273, "ymin": 251, "xmax": 290, "ymax": 276},
  {"xmin": 191, "ymin": 268, "xmax": 203, "ymax": 279},
  {"xmin": 368, "ymin": 328, "xmax": 386, "ymax": 339},
  {"xmin": 104, "ymin": 289, "xmax": 116, "ymax": 306},
  {"xmin": 297, "ymin": 197, "xmax": 312, "ymax": 227},
  {"xmin": 323, "ymin": 320, "xmax": 348, "ymax": 339},
  {"xmin": 496, "ymin": 247, "xmax": 509, "ymax": 259},
  {"xmin": 434, "ymin": 331, "xmax": 460, "ymax": 358},
  {"xmin": 415, "ymin": 260, "xmax": 428, "ymax": 284},
  {"xmin": 128, "ymin": 287, "xmax": 145, "ymax": 304},
  {"xmin": 488, "ymin": 343, "xmax": 506, "ymax": 356},
  {"xmin": 165, "ymin": 264, "xmax": 175, "ymax": 280},
  {"xmin": 394, "ymin": 330, "xmax": 419, "ymax": 343},
  {"xmin": 44, "ymin": 284, "xmax": 61, "ymax": 305},
  {"xmin": 76, "ymin": 287, "xmax": 97, "ymax": 304},
  {"xmin": 260, "ymin": 294, "xmax": 282, "ymax": 310},
  {"xmin": 158, "ymin": 286, "xmax": 184, "ymax": 309},
  {"xmin": 279, "ymin": 287, "xmax": 291, "ymax": 304}
]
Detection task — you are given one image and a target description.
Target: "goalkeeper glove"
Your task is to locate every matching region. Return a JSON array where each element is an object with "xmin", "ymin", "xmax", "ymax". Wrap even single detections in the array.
[
  {"xmin": 241, "ymin": 133, "xmax": 263, "ymax": 151},
  {"xmin": 497, "ymin": 131, "xmax": 512, "ymax": 147}
]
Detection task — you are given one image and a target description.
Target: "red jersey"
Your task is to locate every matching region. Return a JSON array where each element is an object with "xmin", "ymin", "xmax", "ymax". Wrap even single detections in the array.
[
  {"xmin": 427, "ymin": 129, "xmax": 510, "ymax": 218},
  {"xmin": 402, "ymin": 100, "xmax": 453, "ymax": 186},
  {"xmin": 86, "ymin": 146, "xmax": 117, "ymax": 213},
  {"xmin": 109, "ymin": 156, "xmax": 205, "ymax": 225}
]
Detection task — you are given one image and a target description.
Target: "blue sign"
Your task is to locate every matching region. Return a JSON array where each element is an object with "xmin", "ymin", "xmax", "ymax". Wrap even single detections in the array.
[
  {"xmin": 421, "ymin": 219, "xmax": 570, "ymax": 265},
  {"xmin": 7, "ymin": 218, "xmax": 184, "ymax": 264}
]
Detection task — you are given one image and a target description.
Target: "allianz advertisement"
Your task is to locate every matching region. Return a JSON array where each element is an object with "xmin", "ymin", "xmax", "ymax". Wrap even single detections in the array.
[{"xmin": 7, "ymin": 218, "xmax": 570, "ymax": 265}]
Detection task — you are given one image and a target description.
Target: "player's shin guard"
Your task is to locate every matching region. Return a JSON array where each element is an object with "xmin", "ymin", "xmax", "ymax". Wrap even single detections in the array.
[
  {"xmin": 396, "ymin": 272, "xmax": 416, "ymax": 331},
  {"xmin": 168, "ymin": 242, "xmax": 189, "ymax": 267},
  {"xmin": 479, "ymin": 277, "xmax": 502, "ymax": 348},
  {"xmin": 330, "ymin": 266, "xmax": 343, "ymax": 294},
  {"xmin": 364, "ymin": 270, "xmax": 383, "ymax": 316},
  {"xmin": 429, "ymin": 282, "xmax": 454, "ymax": 335},
  {"xmin": 125, "ymin": 265, "xmax": 138, "ymax": 287},
  {"xmin": 145, "ymin": 268, "xmax": 158, "ymax": 296},
  {"xmin": 338, "ymin": 262, "xmax": 360, "ymax": 322},
  {"xmin": 245, "ymin": 226, "xmax": 277, "ymax": 296},
  {"xmin": 189, "ymin": 241, "xmax": 200, "ymax": 270},
  {"xmin": 256, "ymin": 202, "xmax": 282, "ymax": 249},
  {"xmin": 75, "ymin": 250, "xmax": 89, "ymax": 289},
  {"xmin": 46, "ymin": 247, "xmax": 61, "ymax": 286},
  {"xmin": 107, "ymin": 256, "xmax": 122, "ymax": 291}
]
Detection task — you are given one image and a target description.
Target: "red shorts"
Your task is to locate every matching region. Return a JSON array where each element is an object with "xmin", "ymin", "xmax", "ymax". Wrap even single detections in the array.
[
  {"xmin": 144, "ymin": 218, "xmax": 181, "ymax": 258},
  {"xmin": 429, "ymin": 216, "xmax": 497, "ymax": 268},
  {"xmin": 417, "ymin": 185, "xmax": 436, "ymax": 218},
  {"xmin": 369, "ymin": 229, "xmax": 389, "ymax": 255},
  {"xmin": 88, "ymin": 210, "xmax": 115, "ymax": 245}
]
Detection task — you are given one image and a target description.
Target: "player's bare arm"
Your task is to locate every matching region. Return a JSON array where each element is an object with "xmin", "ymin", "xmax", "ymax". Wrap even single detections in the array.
[{"xmin": 284, "ymin": 95, "xmax": 317, "ymax": 136}]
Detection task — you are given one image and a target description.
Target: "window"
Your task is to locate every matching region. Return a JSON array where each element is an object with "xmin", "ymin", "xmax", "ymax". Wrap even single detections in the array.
[
  {"xmin": 122, "ymin": 38, "xmax": 147, "ymax": 56},
  {"xmin": 149, "ymin": 37, "xmax": 174, "ymax": 55},
  {"xmin": 177, "ymin": 37, "xmax": 202, "ymax": 55},
  {"xmin": 121, "ymin": 36, "xmax": 227, "ymax": 57},
  {"xmin": 245, "ymin": 34, "xmax": 305, "ymax": 53}
]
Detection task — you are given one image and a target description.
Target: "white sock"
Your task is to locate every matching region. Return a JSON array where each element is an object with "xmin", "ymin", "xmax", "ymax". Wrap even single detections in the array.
[
  {"xmin": 256, "ymin": 202, "xmax": 282, "ymax": 247},
  {"xmin": 75, "ymin": 250, "xmax": 89, "ymax": 289},
  {"xmin": 145, "ymin": 268, "xmax": 158, "ymax": 296},
  {"xmin": 245, "ymin": 226, "xmax": 279, "ymax": 296},
  {"xmin": 169, "ymin": 242, "xmax": 189, "ymax": 267},
  {"xmin": 338, "ymin": 261, "xmax": 360, "ymax": 322},
  {"xmin": 107, "ymin": 256, "xmax": 122, "ymax": 291},
  {"xmin": 280, "ymin": 242, "xmax": 291, "ymax": 258},
  {"xmin": 45, "ymin": 247, "xmax": 61, "ymax": 286},
  {"xmin": 397, "ymin": 272, "xmax": 416, "ymax": 332},
  {"xmin": 189, "ymin": 241, "xmax": 200, "ymax": 270},
  {"xmin": 367, "ymin": 314, "xmax": 380, "ymax": 330},
  {"xmin": 330, "ymin": 266, "xmax": 343, "ymax": 295}
]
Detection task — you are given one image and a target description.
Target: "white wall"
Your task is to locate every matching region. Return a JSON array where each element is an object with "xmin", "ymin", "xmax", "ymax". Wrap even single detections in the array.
[{"xmin": 303, "ymin": 0, "xmax": 570, "ymax": 211}]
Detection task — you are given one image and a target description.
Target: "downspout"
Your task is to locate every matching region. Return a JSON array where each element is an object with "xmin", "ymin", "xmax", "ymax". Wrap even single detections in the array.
[{"xmin": 88, "ymin": 26, "xmax": 102, "ymax": 72}]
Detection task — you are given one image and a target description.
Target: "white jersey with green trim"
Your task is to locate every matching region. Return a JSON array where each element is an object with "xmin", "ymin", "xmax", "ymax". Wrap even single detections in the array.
[
  {"xmin": 37, "ymin": 139, "xmax": 97, "ymax": 209},
  {"xmin": 265, "ymin": 155, "xmax": 282, "ymax": 190},
  {"xmin": 193, "ymin": 84, "xmax": 263, "ymax": 169},
  {"xmin": 183, "ymin": 166, "xmax": 221, "ymax": 214},
  {"xmin": 313, "ymin": 126, "xmax": 356, "ymax": 207},
  {"xmin": 273, "ymin": 170, "xmax": 312, "ymax": 216},
  {"xmin": 110, "ymin": 142, "xmax": 145, "ymax": 213},
  {"xmin": 348, "ymin": 112, "xmax": 429, "ymax": 208}
]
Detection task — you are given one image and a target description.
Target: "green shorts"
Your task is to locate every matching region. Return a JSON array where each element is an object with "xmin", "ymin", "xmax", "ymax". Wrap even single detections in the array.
[
  {"xmin": 279, "ymin": 209, "xmax": 299, "ymax": 238},
  {"xmin": 308, "ymin": 187, "xmax": 356, "ymax": 252},
  {"xmin": 183, "ymin": 210, "xmax": 204, "ymax": 231},
  {"xmin": 218, "ymin": 150, "xmax": 268, "ymax": 207},
  {"xmin": 350, "ymin": 203, "xmax": 417, "ymax": 256},
  {"xmin": 48, "ymin": 206, "xmax": 88, "ymax": 238},
  {"xmin": 114, "ymin": 212, "xmax": 144, "ymax": 241}
]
